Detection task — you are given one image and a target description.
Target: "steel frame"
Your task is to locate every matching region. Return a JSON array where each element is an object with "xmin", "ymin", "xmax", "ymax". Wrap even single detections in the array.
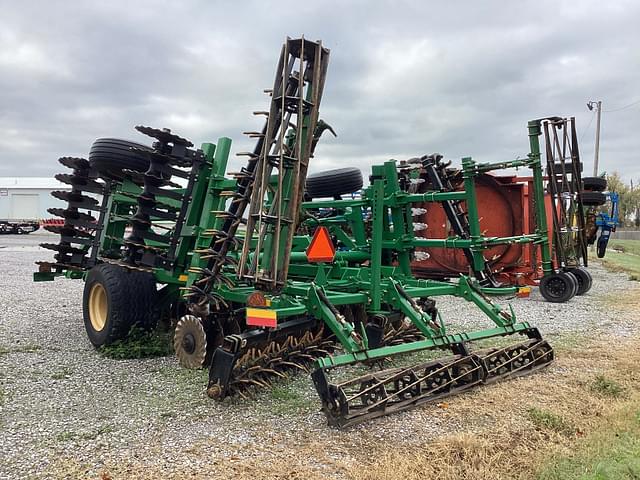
[
  {"xmin": 35, "ymin": 133, "xmax": 540, "ymax": 375},
  {"xmin": 34, "ymin": 37, "xmax": 556, "ymax": 427}
]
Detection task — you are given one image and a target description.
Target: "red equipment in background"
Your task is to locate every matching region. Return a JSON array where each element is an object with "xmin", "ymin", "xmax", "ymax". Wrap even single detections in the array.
[
  {"xmin": 411, "ymin": 173, "xmax": 553, "ymax": 286},
  {"xmin": 40, "ymin": 218, "xmax": 65, "ymax": 228}
]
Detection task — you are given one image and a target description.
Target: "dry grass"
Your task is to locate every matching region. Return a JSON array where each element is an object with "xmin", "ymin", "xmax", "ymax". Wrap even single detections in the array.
[
  {"xmin": 598, "ymin": 284, "xmax": 640, "ymax": 310},
  {"xmin": 348, "ymin": 336, "xmax": 640, "ymax": 480},
  {"xmin": 47, "ymin": 334, "xmax": 640, "ymax": 480},
  {"xmin": 350, "ymin": 431, "xmax": 548, "ymax": 480},
  {"xmin": 50, "ymin": 444, "xmax": 349, "ymax": 480}
]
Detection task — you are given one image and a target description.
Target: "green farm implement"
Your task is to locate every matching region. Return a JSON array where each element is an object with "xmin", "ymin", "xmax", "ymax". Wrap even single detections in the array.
[
  {"xmin": 36, "ymin": 37, "xmax": 554, "ymax": 427},
  {"xmin": 409, "ymin": 117, "xmax": 594, "ymax": 301}
]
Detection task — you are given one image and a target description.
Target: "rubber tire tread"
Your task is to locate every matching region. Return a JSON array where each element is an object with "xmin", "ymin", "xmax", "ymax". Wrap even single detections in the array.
[
  {"xmin": 89, "ymin": 138, "xmax": 152, "ymax": 177},
  {"xmin": 305, "ymin": 167, "xmax": 363, "ymax": 198},
  {"xmin": 565, "ymin": 271, "xmax": 579, "ymax": 298},
  {"xmin": 581, "ymin": 191, "xmax": 607, "ymax": 206},
  {"xmin": 126, "ymin": 270, "xmax": 159, "ymax": 330},
  {"xmin": 582, "ymin": 177, "xmax": 607, "ymax": 192},
  {"xmin": 539, "ymin": 272, "xmax": 577, "ymax": 303},
  {"xmin": 83, "ymin": 264, "xmax": 135, "ymax": 346},
  {"xmin": 568, "ymin": 267, "xmax": 592, "ymax": 295},
  {"xmin": 597, "ymin": 238, "xmax": 608, "ymax": 258},
  {"xmin": 82, "ymin": 264, "xmax": 157, "ymax": 347}
]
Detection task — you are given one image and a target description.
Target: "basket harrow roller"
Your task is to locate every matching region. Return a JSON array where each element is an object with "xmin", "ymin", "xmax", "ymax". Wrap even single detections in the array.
[{"xmin": 314, "ymin": 333, "xmax": 553, "ymax": 427}]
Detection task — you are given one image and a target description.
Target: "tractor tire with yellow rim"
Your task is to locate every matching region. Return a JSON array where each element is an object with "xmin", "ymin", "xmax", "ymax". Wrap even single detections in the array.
[{"xmin": 82, "ymin": 263, "xmax": 156, "ymax": 347}]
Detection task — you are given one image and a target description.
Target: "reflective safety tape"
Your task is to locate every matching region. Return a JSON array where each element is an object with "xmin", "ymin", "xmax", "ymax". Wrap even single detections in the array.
[{"xmin": 246, "ymin": 307, "xmax": 277, "ymax": 328}]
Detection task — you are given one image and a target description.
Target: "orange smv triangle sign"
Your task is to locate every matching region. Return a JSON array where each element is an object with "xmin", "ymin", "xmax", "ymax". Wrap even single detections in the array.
[{"xmin": 306, "ymin": 226, "xmax": 336, "ymax": 263}]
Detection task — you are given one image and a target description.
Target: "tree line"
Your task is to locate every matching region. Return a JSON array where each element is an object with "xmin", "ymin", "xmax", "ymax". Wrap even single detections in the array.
[{"xmin": 604, "ymin": 172, "xmax": 640, "ymax": 228}]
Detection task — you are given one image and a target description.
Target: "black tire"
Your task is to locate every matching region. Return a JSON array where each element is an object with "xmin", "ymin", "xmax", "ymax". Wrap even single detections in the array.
[
  {"xmin": 539, "ymin": 271, "xmax": 578, "ymax": 303},
  {"xmin": 89, "ymin": 138, "xmax": 152, "ymax": 179},
  {"xmin": 567, "ymin": 267, "xmax": 592, "ymax": 295},
  {"xmin": 127, "ymin": 270, "xmax": 159, "ymax": 331},
  {"xmin": 597, "ymin": 237, "xmax": 608, "ymax": 258},
  {"xmin": 546, "ymin": 161, "xmax": 583, "ymax": 175},
  {"xmin": 305, "ymin": 167, "xmax": 363, "ymax": 198},
  {"xmin": 565, "ymin": 271, "xmax": 579, "ymax": 298},
  {"xmin": 581, "ymin": 191, "xmax": 607, "ymax": 206},
  {"xmin": 582, "ymin": 177, "xmax": 607, "ymax": 192},
  {"xmin": 82, "ymin": 264, "xmax": 157, "ymax": 347},
  {"xmin": 16, "ymin": 227, "xmax": 24, "ymax": 234}
]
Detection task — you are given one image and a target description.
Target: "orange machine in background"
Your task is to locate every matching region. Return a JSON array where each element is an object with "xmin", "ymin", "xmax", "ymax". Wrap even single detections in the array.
[{"xmin": 411, "ymin": 173, "xmax": 554, "ymax": 286}]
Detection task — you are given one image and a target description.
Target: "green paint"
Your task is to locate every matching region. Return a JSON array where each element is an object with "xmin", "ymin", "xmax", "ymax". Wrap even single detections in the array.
[{"xmin": 36, "ymin": 113, "xmax": 553, "ymax": 399}]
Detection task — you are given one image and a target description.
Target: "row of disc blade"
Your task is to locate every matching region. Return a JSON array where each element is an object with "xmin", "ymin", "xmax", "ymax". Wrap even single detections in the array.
[
  {"xmin": 121, "ymin": 126, "xmax": 200, "ymax": 270},
  {"xmin": 38, "ymin": 157, "xmax": 104, "ymax": 273}
]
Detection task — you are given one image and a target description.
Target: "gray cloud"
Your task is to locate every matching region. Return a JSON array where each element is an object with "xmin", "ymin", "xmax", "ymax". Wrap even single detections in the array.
[{"xmin": 0, "ymin": 0, "xmax": 638, "ymax": 180}]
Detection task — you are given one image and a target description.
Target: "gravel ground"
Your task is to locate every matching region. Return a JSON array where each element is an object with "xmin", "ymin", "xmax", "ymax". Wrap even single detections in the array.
[{"xmin": 0, "ymin": 232, "xmax": 638, "ymax": 479}]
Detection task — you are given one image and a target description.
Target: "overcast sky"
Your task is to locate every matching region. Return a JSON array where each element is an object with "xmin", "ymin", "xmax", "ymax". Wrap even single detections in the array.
[{"xmin": 0, "ymin": 0, "xmax": 638, "ymax": 181}]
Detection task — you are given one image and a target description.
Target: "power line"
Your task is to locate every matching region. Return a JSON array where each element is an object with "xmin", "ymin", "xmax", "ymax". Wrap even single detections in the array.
[
  {"xmin": 579, "ymin": 110, "xmax": 596, "ymax": 142},
  {"xmin": 603, "ymin": 99, "xmax": 640, "ymax": 113}
]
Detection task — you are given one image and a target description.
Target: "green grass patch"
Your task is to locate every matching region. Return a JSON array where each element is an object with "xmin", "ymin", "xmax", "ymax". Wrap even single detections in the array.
[
  {"xmin": 50, "ymin": 367, "xmax": 73, "ymax": 380},
  {"xmin": 269, "ymin": 382, "xmax": 314, "ymax": 415},
  {"xmin": 590, "ymin": 375, "xmax": 625, "ymax": 398},
  {"xmin": 56, "ymin": 431, "xmax": 75, "ymax": 442},
  {"xmin": 56, "ymin": 425, "xmax": 114, "ymax": 442},
  {"xmin": 154, "ymin": 364, "xmax": 208, "ymax": 386},
  {"xmin": 540, "ymin": 331, "xmax": 592, "ymax": 353},
  {"xmin": 599, "ymin": 249, "xmax": 640, "ymax": 281},
  {"xmin": 99, "ymin": 325, "xmax": 173, "ymax": 360},
  {"xmin": 609, "ymin": 239, "xmax": 640, "ymax": 256},
  {"xmin": 537, "ymin": 404, "xmax": 640, "ymax": 480},
  {"xmin": 0, "ymin": 344, "xmax": 41, "ymax": 356},
  {"xmin": 527, "ymin": 407, "xmax": 574, "ymax": 436}
]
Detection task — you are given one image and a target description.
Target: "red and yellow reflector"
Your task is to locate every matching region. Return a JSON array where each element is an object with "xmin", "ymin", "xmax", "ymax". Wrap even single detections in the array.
[
  {"xmin": 246, "ymin": 307, "xmax": 277, "ymax": 328},
  {"xmin": 306, "ymin": 226, "xmax": 336, "ymax": 263},
  {"xmin": 516, "ymin": 286, "xmax": 532, "ymax": 298}
]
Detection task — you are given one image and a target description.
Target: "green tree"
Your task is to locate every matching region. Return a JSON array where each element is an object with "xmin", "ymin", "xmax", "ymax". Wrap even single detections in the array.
[{"xmin": 604, "ymin": 172, "xmax": 640, "ymax": 228}]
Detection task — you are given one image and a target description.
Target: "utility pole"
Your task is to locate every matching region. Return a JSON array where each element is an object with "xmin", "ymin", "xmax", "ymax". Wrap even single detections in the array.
[
  {"xmin": 587, "ymin": 100, "xmax": 602, "ymax": 176},
  {"xmin": 633, "ymin": 179, "xmax": 640, "ymax": 229}
]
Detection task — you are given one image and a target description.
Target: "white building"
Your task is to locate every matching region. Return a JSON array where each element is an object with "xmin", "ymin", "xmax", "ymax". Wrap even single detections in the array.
[{"xmin": 0, "ymin": 177, "xmax": 71, "ymax": 220}]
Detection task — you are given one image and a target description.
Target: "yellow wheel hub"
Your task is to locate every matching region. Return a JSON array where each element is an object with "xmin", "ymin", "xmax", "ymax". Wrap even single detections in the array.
[{"xmin": 88, "ymin": 283, "xmax": 108, "ymax": 332}]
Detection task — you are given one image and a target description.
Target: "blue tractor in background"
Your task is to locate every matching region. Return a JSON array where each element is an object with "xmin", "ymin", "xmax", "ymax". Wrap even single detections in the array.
[
  {"xmin": 593, "ymin": 191, "xmax": 620, "ymax": 258},
  {"xmin": 582, "ymin": 175, "xmax": 620, "ymax": 258}
]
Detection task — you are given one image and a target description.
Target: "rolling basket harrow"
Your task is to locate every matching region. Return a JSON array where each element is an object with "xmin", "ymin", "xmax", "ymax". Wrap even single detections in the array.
[{"xmin": 36, "ymin": 37, "xmax": 555, "ymax": 427}]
